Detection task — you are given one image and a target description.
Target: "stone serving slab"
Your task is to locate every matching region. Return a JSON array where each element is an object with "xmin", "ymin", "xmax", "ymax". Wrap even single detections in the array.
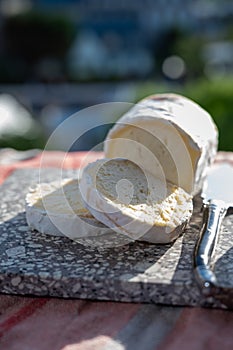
[{"xmin": 0, "ymin": 168, "xmax": 233, "ymax": 309}]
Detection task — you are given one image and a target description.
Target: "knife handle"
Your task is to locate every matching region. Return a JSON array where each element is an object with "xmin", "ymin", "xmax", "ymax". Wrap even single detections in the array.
[{"xmin": 194, "ymin": 199, "xmax": 230, "ymax": 305}]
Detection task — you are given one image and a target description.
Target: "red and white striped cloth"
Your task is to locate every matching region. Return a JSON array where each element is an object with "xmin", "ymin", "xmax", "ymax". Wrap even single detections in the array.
[{"xmin": 0, "ymin": 150, "xmax": 233, "ymax": 350}]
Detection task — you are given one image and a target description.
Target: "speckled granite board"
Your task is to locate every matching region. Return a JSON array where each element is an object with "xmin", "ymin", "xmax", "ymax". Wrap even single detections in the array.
[{"xmin": 0, "ymin": 169, "xmax": 233, "ymax": 308}]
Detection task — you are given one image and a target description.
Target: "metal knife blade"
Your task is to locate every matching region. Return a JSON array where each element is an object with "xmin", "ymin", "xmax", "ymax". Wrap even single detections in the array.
[
  {"xmin": 194, "ymin": 162, "xmax": 233, "ymax": 308},
  {"xmin": 202, "ymin": 162, "xmax": 233, "ymax": 206}
]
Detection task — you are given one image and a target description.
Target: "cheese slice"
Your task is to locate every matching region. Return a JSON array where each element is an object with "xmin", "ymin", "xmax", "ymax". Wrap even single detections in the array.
[
  {"xmin": 79, "ymin": 158, "xmax": 193, "ymax": 243},
  {"xmin": 26, "ymin": 178, "xmax": 136, "ymax": 248},
  {"xmin": 25, "ymin": 178, "xmax": 125, "ymax": 248},
  {"xmin": 104, "ymin": 93, "xmax": 218, "ymax": 195}
]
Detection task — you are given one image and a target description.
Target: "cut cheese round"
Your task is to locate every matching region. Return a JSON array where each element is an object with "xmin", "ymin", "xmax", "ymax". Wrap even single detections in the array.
[
  {"xmin": 26, "ymin": 178, "xmax": 132, "ymax": 248},
  {"xmin": 79, "ymin": 158, "xmax": 193, "ymax": 244},
  {"xmin": 104, "ymin": 93, "xmax": 218, "ymax": 195}
]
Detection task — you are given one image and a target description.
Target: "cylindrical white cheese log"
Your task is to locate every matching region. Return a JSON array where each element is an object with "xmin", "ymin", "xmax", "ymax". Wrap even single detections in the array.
[{"xmin": 104, "ymin": 94, "xmax": 218, "ymax": 195}]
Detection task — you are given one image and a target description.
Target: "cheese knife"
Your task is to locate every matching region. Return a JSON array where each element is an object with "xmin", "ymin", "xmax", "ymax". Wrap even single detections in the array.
[{"xmin": 194, "ymin": 162, "xmax": 233, "ymax": 308}]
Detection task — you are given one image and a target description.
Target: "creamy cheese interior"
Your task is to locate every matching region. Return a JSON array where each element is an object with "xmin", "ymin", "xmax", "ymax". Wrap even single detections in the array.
[{"xmin": 81, "ymin": 158, "xmax": 193, "ymax": 237}]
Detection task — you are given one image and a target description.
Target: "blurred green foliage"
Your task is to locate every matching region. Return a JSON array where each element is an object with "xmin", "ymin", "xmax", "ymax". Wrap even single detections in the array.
[
  {"xmin": 2, "ymin": 11, "xmax": 76, "ymax": 82},
  {"xmin": 0, "ymin": 119, "xmax": 46, "ymax": 151},
  {"xmin": 135, "ymin": 78, "xmax": 233, "ymax": 151},
  {"xmin": 184, "ymin": 79, "xmax": 233, "ymax": 151},
  {"xmin": 4, "ymin": 11, "xmax": 76, "ymax": 61},
  {"xmin": 0, "ymin": 134, "xmax": 45, "ymax": 151},
  {"xmin": 151, "ymin": 26, "xmax": 206, "ymax": 79},
  {"xmin": 174, "ymin": 34, "xmax": 205, "ymax": 79}
]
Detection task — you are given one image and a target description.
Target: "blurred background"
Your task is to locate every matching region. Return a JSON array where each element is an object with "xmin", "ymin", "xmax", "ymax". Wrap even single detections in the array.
[{"xmin": 0, "ymin": 0, "xmax": 232, "ymax": 152}]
